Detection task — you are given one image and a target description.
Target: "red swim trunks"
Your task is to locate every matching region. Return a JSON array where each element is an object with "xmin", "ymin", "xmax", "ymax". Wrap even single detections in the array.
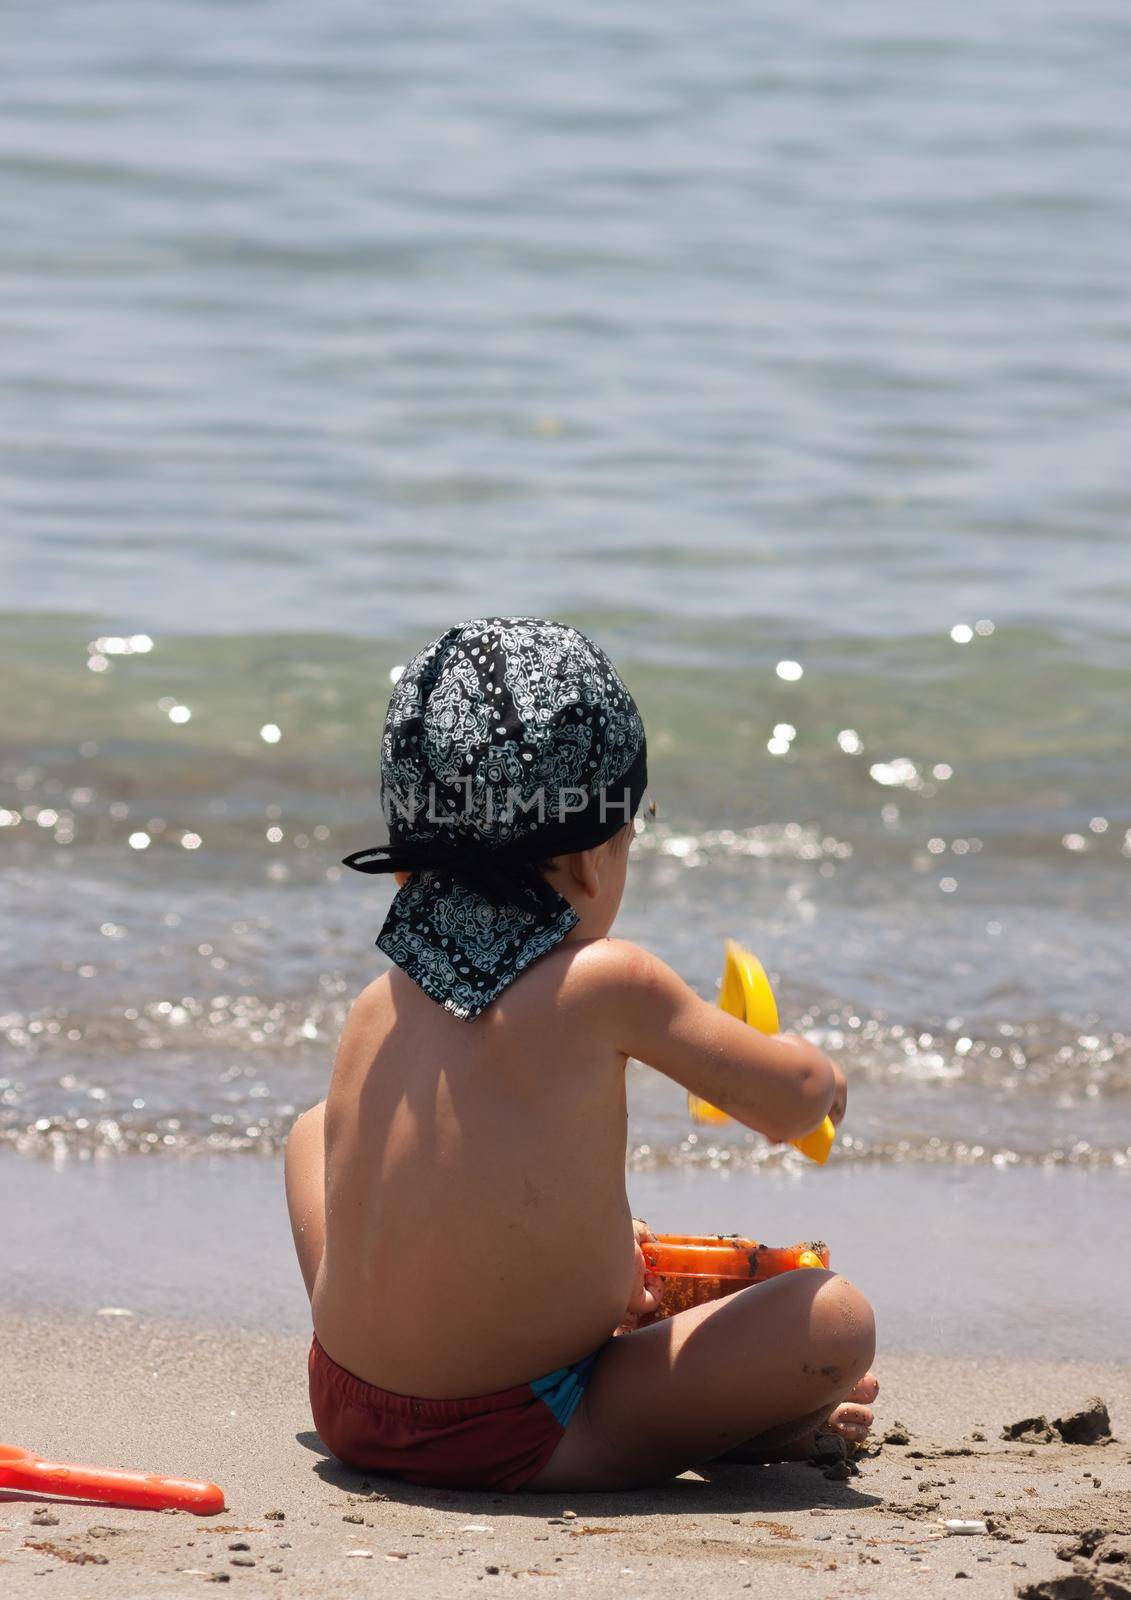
[{"xmin": 308, "ymin": 1333, "xmax": 601, "ymax": 1492}]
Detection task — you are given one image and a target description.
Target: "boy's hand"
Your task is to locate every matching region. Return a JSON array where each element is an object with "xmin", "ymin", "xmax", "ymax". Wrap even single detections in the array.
[
  {"xmin": 774, "ymin": 1033, "xmax": 847, "ymax": 1130},
  {"xmin": 598, "ymin": 943, "xmax": 842, "ymax": 1146},
  {"xmin": 827, "ymin": 1058, "xmax": 848, "ymax": 1127},
  {"xmin": 614, "ymin": 1217, "xmax": 661, "ymax": 1335}
]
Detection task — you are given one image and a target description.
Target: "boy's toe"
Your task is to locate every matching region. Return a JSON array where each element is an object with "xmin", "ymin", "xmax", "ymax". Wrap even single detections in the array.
[
  {"xmin": 848, "ymin": 1372, "xmax": 879, "ymax": 1404},
  {"xmin": 827, "ymin": 1402, "xmax": 874, "ymax": 1439}
]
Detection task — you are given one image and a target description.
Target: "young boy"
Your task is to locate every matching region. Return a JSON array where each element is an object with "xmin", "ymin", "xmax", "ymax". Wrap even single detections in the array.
[{"xmin": 285, "ymin": 617, "xmax": 876, "ymax": 1493}]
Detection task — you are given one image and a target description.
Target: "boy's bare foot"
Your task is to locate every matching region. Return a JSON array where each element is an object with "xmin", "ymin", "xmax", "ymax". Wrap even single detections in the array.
[
  {"xmin": 822, "ymin": 1371, "xmax": 879, "ymax": 1444},
  {"xmin": 706, "ymin": 1372, "xmax": 879, "ymax": 1465}
]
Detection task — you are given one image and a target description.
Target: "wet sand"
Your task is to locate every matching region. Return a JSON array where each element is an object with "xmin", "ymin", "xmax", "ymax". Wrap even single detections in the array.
[{"xmin": 1, "ymin": 1311, "xmax": 1128, "ymax": 1598}]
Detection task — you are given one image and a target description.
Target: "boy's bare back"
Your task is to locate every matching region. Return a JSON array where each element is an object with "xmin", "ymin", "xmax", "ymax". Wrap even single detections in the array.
[
  {"xmin": 310, "ymin": 914, "xmax": 841, "ymax": 1399},
  {"xmin": 313, "ymin": 937, "xmax": 637, "ymax": 1398}
]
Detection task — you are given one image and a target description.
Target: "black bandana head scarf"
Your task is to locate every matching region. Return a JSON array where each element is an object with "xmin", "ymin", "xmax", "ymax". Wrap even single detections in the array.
[{"xmin": 343, "ymin": 618, "xmax": 648, "ymax": 1020}]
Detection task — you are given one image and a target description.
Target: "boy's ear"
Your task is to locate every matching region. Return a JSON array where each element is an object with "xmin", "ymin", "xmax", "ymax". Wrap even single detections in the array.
[
  {"xmin": 567, "ymin": 846, "xmax": 602, "ymax": 899},
  {"xmin": 394, "ymin": 870, "xmax": 411, "ymax": 888}
]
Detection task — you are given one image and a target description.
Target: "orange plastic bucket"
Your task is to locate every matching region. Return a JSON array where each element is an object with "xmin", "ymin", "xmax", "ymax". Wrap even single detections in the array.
[{"xmin": 641, "ymin": 1233, "xmax": 829, "ymax": 1319}]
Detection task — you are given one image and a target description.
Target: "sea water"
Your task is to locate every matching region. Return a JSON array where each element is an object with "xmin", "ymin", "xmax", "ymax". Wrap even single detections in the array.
[{"xmin": 2, "ymin": 0, "xmax": 1129, "ymax": 1350}]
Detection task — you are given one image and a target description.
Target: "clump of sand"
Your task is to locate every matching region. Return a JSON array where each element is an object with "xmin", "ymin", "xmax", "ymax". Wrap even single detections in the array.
[
  {"xmin": 1003, "ymin": 1398, "xmax": 1114, "ymax": 1448},
  {"xmin": 1054, "ymin": 1400, "xmax": 1115, "ymax": 1447},
  {"xmin": 1017, "ymin": 1528, "xmax": 1131, "ymax": 1599}
]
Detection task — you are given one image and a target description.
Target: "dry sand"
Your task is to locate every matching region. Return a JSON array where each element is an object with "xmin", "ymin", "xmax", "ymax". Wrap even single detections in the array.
[{"xmin": 2, "ymin": 1311, "xmax": 1129, "ymax": 1599}]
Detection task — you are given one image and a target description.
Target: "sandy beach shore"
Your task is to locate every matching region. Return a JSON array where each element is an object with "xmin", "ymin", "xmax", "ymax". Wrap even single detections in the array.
[{"xmin": 2, "ymin": 1311, "xmax": 1128, "ymax": 1600}]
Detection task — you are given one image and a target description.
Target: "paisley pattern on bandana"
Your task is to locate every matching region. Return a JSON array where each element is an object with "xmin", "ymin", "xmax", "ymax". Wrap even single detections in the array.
[
  {"xmin": 421, "ymin": 655, "xmax": 495, "ymax": 786},
  {"xmin": 347, "ymin": 617, "xmax": 647, "ymax": 1020},
  {"xmin": 379, "ymin": 871, "xmax": 580, "ymax": 1019}
]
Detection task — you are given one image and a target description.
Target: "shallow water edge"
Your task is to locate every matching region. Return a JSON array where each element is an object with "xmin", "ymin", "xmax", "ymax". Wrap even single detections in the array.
[{"xmin": 5, "ymin": 1151, "xmax": 1127, "ymax": 1363}]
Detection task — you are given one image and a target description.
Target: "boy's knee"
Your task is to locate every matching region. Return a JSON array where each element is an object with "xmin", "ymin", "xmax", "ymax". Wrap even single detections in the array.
[{"xmin": 810, "ymin": 1272, "xmax": 876, "ymax": 1377}]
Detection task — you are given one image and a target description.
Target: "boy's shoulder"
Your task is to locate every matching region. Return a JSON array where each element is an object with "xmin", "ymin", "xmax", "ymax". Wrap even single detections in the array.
[
  {"xmin": 348, "ymin": 970, "xmax": 393, "ymax": 1017},
  {"xmin": 341, "ymin": 939, "xmax": 686, "ymax": 1036},
  {"xmin": 541, "ymin": 939, "xmax": 712, "ymax": 1067},
  {"xmin": 560, "ymin": 936, "xmax": 667, "ymax": 988},
  {"xmin": 342, "ymin": 934, "xmax": 681, "ymax": 1004},
  {"xmin": 541, "ymin": 937, "xmax": 691, "ymax": 1027}
]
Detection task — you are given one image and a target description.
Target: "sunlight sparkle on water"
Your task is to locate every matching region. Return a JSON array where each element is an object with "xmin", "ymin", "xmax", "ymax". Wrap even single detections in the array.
[
  {"xmin": 869, "ymin": 757, "xmax": 921, "ymax": 789},
  {"xmin": 87, "ymin": 634, "xmax": 153, "ymax": 656}
]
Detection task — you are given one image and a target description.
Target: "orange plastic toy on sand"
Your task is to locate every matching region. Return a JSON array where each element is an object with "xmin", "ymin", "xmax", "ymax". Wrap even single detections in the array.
[
  {"xmin": 0, "ymin": 1443, "xmax": 225, "ymax": 1514},
  {"xmin": 641, "ymin": 1233, "xmax": 829, "ymax": 1320}
]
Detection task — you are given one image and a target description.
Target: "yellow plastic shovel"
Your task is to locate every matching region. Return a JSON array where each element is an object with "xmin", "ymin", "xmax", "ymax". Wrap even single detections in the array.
[{"xmin": 688, "ymin": 939, "xmax": 835, "ymax": 1164}]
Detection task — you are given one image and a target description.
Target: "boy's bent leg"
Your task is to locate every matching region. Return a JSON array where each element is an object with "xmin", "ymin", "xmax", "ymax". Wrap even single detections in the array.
[
  {"xmin": 525, "ymin": 1270, "xmax": 875, "ymax": 1493},
  {"xmin": 284, "ymin": 1101, "xmax": 326, "ymax": 1301}
]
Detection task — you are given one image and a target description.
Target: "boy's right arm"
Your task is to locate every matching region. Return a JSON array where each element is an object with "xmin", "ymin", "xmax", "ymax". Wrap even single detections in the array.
[{"xmin": 587, "ymin": 940, "xmax": 841, "ymax": 1145}]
